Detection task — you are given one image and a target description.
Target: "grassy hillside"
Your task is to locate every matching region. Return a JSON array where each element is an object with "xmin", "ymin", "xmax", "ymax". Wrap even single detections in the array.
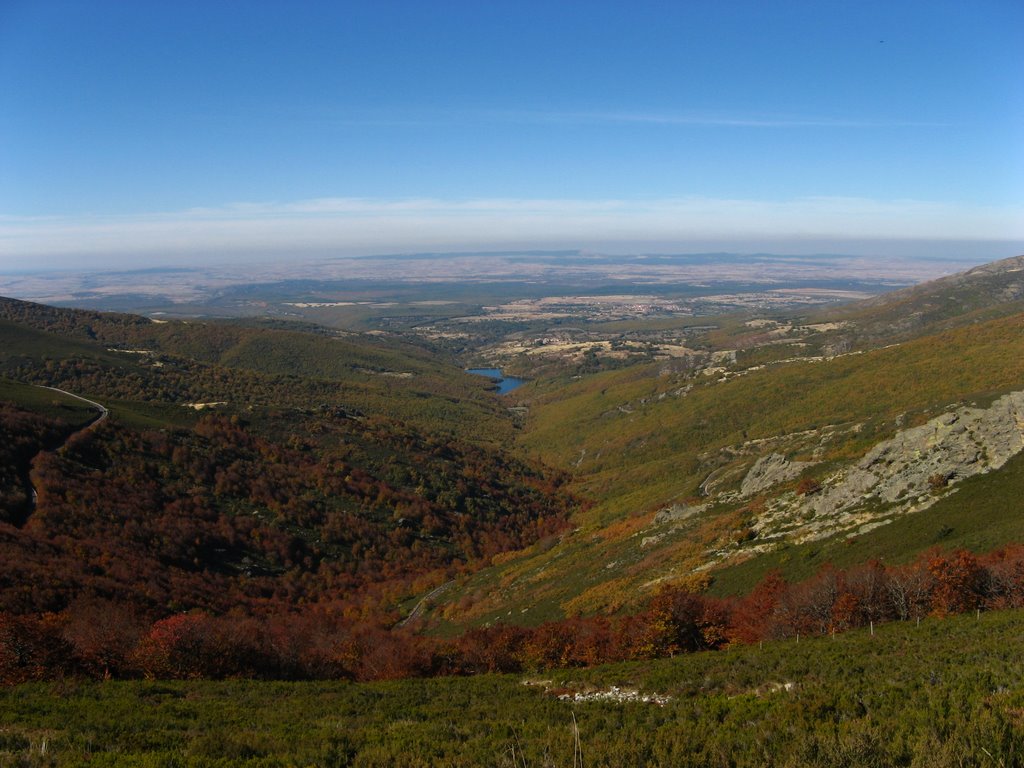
[
  {"xmin": 0, "ymin": 379, "xmax": 99, "ymax": 427},
  {"xmin": 422, "ymin": 310, "xmax": 1024, "ymax": 627},
  {"xmin": 1, "ymin": 608, "xmax": 1022, "ymax": 766},
  {"xmin": 522, "ymin": 311, "xmax": 1024, "ymax": 513},
  {"xmin": 821, "ymin": 254, "xmax": 1024, "ymax": 347},
  {"xmin": 4, "ymin": 268, "xmax": 1024, "ymax": 659}
]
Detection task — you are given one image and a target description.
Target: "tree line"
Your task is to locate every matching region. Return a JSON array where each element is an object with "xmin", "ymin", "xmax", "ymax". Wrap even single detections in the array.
[{"xmin": 2, "ymin": 544, "xmax": 1022, "ymax": 685}]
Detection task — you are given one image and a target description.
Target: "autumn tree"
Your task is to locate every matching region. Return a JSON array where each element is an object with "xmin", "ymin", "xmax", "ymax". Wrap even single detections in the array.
[
  {"xmin": 928, "ymin": 549, "xmax": 987, "ymax": 616},
  {"xmin": 729, "ymin": 569, "xmax": 788, "ymax": 643}
]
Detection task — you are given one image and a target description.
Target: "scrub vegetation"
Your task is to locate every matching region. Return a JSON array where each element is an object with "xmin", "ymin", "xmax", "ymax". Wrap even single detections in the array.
[{"xmin": 1, "ymin": 609, "xmax": 1022, "ymax": 766}]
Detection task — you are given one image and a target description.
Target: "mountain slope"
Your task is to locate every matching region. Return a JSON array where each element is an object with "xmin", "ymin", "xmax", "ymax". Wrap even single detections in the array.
[
  {"xmin": 812, "ymin": 253, "xmax": 1024, "ymax": 349},
  {"xmin": 421, "ymin": 262, "xmax": 1024, "ymax": 627},
  {"xmin": 0, "ymin": 298, "xmax": 576, "ymax": 621}
]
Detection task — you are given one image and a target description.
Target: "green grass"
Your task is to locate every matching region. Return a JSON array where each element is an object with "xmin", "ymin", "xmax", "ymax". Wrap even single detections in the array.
[
  {"xmin": 515, "ymin": 311, "xmax": 1024, "ymax": 529},
  {"xmin": 1, "ymin": 609, "xmax": 1023, "ymax": 766},
  {"xmin": 0, "ymin": 376, "xmax": 198, "ymax": 432}
]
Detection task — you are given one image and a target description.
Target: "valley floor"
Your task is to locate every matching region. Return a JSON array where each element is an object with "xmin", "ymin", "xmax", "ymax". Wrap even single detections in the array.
[{"xmin": 1, "ymin": 608, "xmax": 1022, "ymax": 767}]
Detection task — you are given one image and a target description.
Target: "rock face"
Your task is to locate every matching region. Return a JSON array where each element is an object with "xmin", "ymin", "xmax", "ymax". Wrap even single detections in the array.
[
  {"xmin": 807, "ymin": 391, "xmax": 1024, "ymax": 520},
  {"xmin": 740, "ymin": 453, "xmax": 813, "ymax": 497},
  {"xmin": 653, "ymin": 503, "xmax": 707, "ymax": 525},
  {"xmin": 727, "ymin": 391, "xmax": 1024, "ymax": 550}
]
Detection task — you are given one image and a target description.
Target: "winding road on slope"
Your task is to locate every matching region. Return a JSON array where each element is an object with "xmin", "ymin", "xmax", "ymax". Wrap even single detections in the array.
[
  {"xmin": 398, "ymin": 580, "xmax": 455, "ymax": 628},
  {"xmin": 36, "ymin": 385, "xmax": 109, "ymax": 430},
  {"xmin": 20, "ymin": 386, "xmax": 109, "ymax": 524}
]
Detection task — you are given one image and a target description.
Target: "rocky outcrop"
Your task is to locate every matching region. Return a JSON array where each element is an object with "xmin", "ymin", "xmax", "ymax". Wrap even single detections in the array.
[
  {"xmin": 712, "ymin": 390, "xmax": 1024, "ymax": 557},
  {"xmin": 653, "ymin": 502, "xmax": 707, "ymax": 525},
  {"xmin": 740, "ymin": 453, "xmax": 814, "ymax": 497},
  {"xmin": 806, "ymin": 391, "xmax": 1024, "ymax": 520}
]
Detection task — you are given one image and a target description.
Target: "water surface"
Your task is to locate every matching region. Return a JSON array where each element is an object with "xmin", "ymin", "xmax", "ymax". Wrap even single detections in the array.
[{"xmin": 466, "ymin": 368, "xmax": 527, "ymax": 395}]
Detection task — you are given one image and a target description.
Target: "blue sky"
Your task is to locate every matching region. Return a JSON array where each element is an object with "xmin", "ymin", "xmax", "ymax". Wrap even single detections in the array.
[{"xmin": 1, "ymin": 0, "xmax": 1022, "ymax": 268}]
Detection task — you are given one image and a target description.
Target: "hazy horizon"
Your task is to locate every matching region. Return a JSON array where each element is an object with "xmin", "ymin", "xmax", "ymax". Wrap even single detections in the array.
[{"xmin": 1, "ymin": 2, "xmax": 1021, "ymax": 271}]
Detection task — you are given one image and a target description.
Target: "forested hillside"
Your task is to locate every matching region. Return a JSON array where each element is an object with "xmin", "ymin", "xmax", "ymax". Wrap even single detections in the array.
[{"xmin": 0, "ymin": 298, "xmax": 576, "ymax": 678}]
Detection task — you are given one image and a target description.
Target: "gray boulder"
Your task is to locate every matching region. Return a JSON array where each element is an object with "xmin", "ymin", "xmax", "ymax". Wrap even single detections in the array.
[{"xmin": 740, "ymin": 453, "xmax": 814, "ymax": 497}]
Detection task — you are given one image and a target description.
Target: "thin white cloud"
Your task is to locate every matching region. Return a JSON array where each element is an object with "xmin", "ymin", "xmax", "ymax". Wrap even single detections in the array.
[
  {"xmin": 490, "ymin": 109, "xmax": 947, "ymax": 129},
  {"xmin": 1, "ymin": 196, "xmax": 1021, "ymax": 270}
]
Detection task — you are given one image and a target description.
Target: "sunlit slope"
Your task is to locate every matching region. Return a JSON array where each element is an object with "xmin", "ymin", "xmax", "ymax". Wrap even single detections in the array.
[
  {"xmin": 707, "ymin": 446, "xmax": 1024, "ymax": 597},
  {"xmin": 809, "ymin": 253, "xmax": 1024, "ymax": 348},
  {"xmin": 679, "ymin": 255, "xmax": 1024, "ymax": 367},
  {"xmin": 422, "ymin": 311, "xmax": 1024, "ymax": 628},
  {"xmin": 521, "ymin": 311, "xmax": 1024, "ymax": 522}
]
